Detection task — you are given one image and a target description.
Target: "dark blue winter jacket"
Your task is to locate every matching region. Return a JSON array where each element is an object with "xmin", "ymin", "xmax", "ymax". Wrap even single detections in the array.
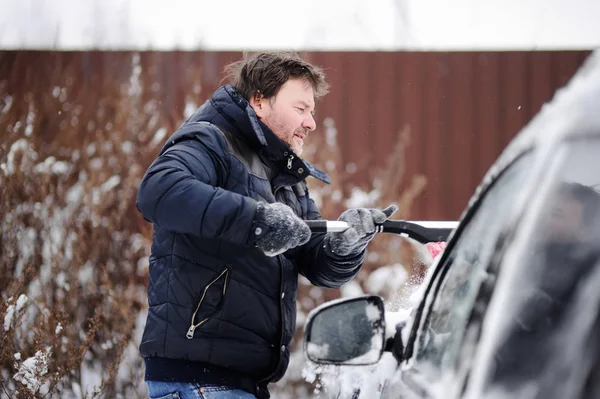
[{"xmin": 136, "ymin": 85, "xmax": 365, "ymax": 396}]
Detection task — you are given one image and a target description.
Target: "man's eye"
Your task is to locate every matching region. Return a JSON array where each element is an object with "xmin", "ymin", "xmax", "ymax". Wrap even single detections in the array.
[{"xmin": 295, "ymin": 107, "xmax": 305, "ymax": 113}]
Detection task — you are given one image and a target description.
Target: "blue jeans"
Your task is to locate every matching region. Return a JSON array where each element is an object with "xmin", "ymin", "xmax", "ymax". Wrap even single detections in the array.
[{"xmin": 146, "ymin": 381, "xmax": 257, "ymax": 399}]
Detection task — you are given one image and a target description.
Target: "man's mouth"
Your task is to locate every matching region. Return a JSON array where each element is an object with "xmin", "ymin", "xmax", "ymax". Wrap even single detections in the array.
[{"xmin": 294, "ymin": 132, "xmax": 306, "ymax": 140}]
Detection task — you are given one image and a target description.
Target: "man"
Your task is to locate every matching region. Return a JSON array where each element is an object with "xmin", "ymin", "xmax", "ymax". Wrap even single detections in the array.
[{"xmin": 136, "ymin": 52, "xmax": 396, "ymax": 399}]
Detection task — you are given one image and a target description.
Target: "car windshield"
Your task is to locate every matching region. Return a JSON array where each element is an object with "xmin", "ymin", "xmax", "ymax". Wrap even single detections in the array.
[
  {"xmin": 411, "ymin": 152, "xmax": 535, "ymax": 379},
  {"xmin": 485, "ymin": 136, "xmax": 600, "ymax": 398}
]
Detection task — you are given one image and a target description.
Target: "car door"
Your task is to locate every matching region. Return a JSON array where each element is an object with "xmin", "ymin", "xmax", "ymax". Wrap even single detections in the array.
[
  {"xmin": 382, "ymin": 151, "xmax": 536, "ymax": 399},
  {"xmin": 463, "ymin": 134, "xmax": 600, "ymax": 399}
]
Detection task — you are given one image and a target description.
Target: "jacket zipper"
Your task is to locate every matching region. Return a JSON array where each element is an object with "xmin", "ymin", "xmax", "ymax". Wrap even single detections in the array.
[
  {"xmin": 272, "ymin": 154, "xmax": 304, "ymax": 195},
  {"xmin": 186, "ymin": 268, "xmax": 230, "ymax": 339},
  {"xmin": 256, "ymin": 255, "xmax": 287, "ymax": 387}
]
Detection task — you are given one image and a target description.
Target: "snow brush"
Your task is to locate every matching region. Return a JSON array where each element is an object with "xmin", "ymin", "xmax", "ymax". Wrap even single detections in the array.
[{"xmin": 305, "ymin": 220, "xmax": 458, "ymax": 244}]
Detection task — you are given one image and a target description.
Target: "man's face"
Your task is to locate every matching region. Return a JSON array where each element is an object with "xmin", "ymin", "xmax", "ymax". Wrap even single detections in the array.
[{"xmin": 251, "ymin": 78, "xmax": 316, "ymax": 156}]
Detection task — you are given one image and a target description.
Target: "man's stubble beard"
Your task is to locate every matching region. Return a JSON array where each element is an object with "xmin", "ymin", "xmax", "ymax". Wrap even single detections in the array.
[{"xmin": 264, "ymin": 113, "xmax": 304, "ymax": 155}]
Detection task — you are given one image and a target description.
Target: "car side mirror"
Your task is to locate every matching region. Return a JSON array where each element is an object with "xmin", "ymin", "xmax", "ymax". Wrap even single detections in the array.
[{"xmin": 304, "ymin": 295, "xmax": 386, "ymax": 365}]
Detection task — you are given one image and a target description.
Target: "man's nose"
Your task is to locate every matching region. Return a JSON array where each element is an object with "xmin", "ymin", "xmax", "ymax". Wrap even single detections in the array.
[{"xmin": 302, "ymin": 114, "xmax": 316, "ymax": 131}]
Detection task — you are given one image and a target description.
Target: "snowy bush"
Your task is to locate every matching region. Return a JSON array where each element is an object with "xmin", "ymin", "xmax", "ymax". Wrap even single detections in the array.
[{"xmin": 0, "ymin": 52, "xmax": 163, "ymax": 398}]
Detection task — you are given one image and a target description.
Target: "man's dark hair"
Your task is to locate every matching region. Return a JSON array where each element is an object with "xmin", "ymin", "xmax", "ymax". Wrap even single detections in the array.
[{"xmin": 223, "ymin": 52, "xmax": 329, "ymax": 102}]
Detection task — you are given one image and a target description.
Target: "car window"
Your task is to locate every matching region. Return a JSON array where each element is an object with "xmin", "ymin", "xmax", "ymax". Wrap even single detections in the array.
[
  {"xmin": 412, "ymin": 152, "xmax": 535, "ymax": 376},
  {"xmin": 488, "ymin": 137, "xmax": 600, "ymax": 398}
]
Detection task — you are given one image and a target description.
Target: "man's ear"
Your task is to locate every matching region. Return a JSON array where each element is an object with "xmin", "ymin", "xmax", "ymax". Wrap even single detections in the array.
[{"xmin": 249, "ymin": 91, "xmax": 268, "ymax": 118}]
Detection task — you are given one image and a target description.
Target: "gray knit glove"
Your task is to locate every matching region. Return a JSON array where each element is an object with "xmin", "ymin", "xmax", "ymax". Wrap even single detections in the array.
[
  {"xmin": 325, "ymin": 205, "xmax": 398, "ymax": 257},
  {"xmin": 253, "ymin": 202, "xmax": 311, "ymax": 257}
]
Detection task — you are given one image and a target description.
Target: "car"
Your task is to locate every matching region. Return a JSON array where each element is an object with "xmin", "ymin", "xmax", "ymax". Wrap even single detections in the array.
[{"xmin": 303, "ymin": 49, "xmax": 600, "ymax": 399}]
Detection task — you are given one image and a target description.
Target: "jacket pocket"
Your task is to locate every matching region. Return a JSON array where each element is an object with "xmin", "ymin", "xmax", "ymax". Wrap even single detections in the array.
[{"xmin": 186, "ymin": 266, "xmax": 230, "ymax": 339}]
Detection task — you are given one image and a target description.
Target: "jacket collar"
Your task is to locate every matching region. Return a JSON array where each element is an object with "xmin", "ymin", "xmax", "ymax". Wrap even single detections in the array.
[{"xmin": 192, "ymin": 85, "xmax": 330, "ymax": 184}]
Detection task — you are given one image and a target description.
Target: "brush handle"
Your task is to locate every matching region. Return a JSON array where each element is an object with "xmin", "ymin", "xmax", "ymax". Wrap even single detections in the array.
[{"xmin": 305, "ymin": 220, "xmax": 458, "ymax": 244}]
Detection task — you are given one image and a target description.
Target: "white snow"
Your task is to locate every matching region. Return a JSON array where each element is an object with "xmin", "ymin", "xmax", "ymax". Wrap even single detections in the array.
[
  {"xmin": 16, "ymin": 294, "xmax": 28, "ymax": 312},
  {"xmin": 115, "ymin": 307, "xmax": 148, "ymax": 393},
  {"xmin": 331, "ymin": 189, "xmax": 343, "ymax": 203},
  {"xmin": 1, "ymin": 139, "xmax": 34, "ymax": 176},
  {"xmin": 366, "ymin": 251, "xmax": 380, "ymax": 263},
  {"xmin": 309, "ymin": 191, "xmax": 322, "ymax": 208},
  {"xmin": 323, "ymin": 118, "xmax": 337, "ymax": 148},
  {"xmin": 151, "ymin": 127, "xmax": 168, "ymax": 147},
  {"xmin": 366, "ymin": 303, "xmax": 382, "ymax": 322},
  {"xmin": 301, "ymin": 297, "xmax": 315, "ymax": 310},
  {"xmin": 80, "ymin": 356, "xmax": 103, "ymax": 397},
  {"xmin": 121, "ymin": 141, "xmax": 134, "ymax": 154},
  {"xmin": 325, "ymin": 160, "xmax": 335, "ymax": 172},
  {"xmin": 304, "ymin": 352, "xmax": 400, "ymax": 399},
  {"xmin": 2, "ymin": 95, "xmax": 13, "ymax": 115},
  {"xmin": 1, "ymin": 0, "xmax": 599, "ymax": 50},
  {"xmin": 385, "ymin": 309, "xmax": 412, "ymax": 341},
  {"xmin": 340, "ymin": 281, "xmax": 364, "ymax": 298},
  {"xmin": 55, "ymin": 271, "xmax": 70, "ymax": 291},
  {"xmin": 15, "ymin": 227, "xmax": 36, "ymax": 277},
  {"xmin": 306, "ymin": 342, "xmax": 330, "ymax": 359},
  {"xmin": 64, "ymin": 231, "xmax": 77, "ymax": 262},
  {"xmin": 366, "ymin": 264, "xmax": 408, "ymax": 296},
  {"xmin": 24, "ymin": 103, "xmax": 35, "ymax": 136},
  {"xmin": 345, "ymin": 163, "xmax": 357, "ymax": 174},
  {"xmin": 101, "ymin": 175, "xmax": 121, "ymax": 192},
  {"xmin": 301, "ymin": 365, "xmax": 317, "ymax": 385},
  {"xmin": 184, "ymin": 101, "xmax": 198, "ymax": 119},
  {"xmin": 296, "ymin": 310, "xmax": 307, "ymax": 328},
  {"xmin": 14, "ymin": 347, "xmax": 51, "ymax": 394},
  {"xmin": 50, "ymin": 161, "xmax": 69, "ymax": 174},
  {"xmin": 66, "ymin": 183, "xmax": 84, "ymax": 205},
  {"xmin": 128, "ymin": 53, "xmax": 142, "ymax": 97},
  {"xmin": 137, "ymin": 256, "xmax": 149, "ymax": 274},
  {"xmin": 34, "ymin": 156, "xmax": 69, "ymax": 175},
  {"xmin": 299, "ymin": 275, "xmax": 312, "ymax": 286},
  {"xmin": 345, "ymin": 187, "xmax": 381, "ymax": 209},
  {"xmin": 4, "ymin": 304, "xmax": 15, "ymax": 331},
  {"xmin": 308, "ymin": 287, "xmax": 323, "ymax": 300},
  {"xmin": 89, "ymin": 157, "xmax": 103, "ymax": 170},
  {"xmin": 86, "ymin": 143, "xmax": 96, "ymax": 156},
  {"xmin": 100, "ymin": 339, "xmax": 114, "ymax": 351}
]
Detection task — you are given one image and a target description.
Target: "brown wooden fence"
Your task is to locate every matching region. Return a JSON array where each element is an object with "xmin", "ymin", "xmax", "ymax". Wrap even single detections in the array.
[
  {"xmin": 303, "ymin": 51, "xmax": 590, "ymax": 219},
  {"xmin": 0, "ymin": 50, "xmax": 590, "ymax": 219}
]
